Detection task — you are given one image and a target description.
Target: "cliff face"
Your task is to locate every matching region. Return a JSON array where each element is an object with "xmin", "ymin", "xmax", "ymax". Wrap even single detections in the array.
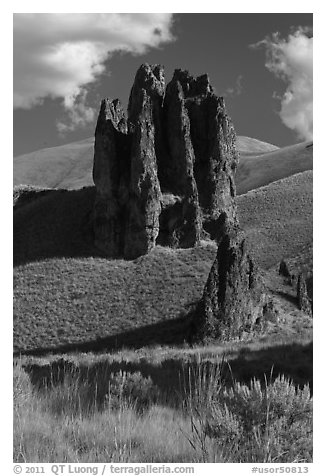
[{"xmin": 92, "ymin": 63, "xmax": 239, "ymax": 259}]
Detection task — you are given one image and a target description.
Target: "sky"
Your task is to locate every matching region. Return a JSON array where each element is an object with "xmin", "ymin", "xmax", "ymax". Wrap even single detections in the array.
[{"xmin": 13, "ymin": 13, "xmax": 313, "ymax": 156}]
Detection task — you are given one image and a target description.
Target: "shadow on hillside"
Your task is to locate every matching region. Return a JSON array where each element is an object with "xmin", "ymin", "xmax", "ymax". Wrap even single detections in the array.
[
  {"xmin": 22, "ymin": 340, "xmax": 312, "ymax": 412},
  {"xmin": 14, "ymin": 186, "xmax": 106, "ymax": 266},
  {"xmin": 15, "ymin": 315, "xmax": 192, "ymax": 357}
]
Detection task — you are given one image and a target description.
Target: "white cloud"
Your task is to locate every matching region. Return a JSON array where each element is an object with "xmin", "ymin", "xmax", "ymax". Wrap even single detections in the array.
[
  {"xmin": 252, "ymin": 28, "xmax": 313, "ymax": 141},
  {"xmin": 13, "ymin": 13, "xmax": 174, "ymax": 132},
  {"xmin": 225, "ymin": 75, "xmax": 243, "ymax": 97},
  {"xmin": 56, "ymin": 90, "xmax": 96, "ymax": 135}
]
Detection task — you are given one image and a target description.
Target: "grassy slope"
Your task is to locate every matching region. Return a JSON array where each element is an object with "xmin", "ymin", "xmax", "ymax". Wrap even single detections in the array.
[
  {"xmin": 14, "ymin": 246, "xmax": 216, "ymax": 353},
  {"xmin": 15, "ymin": 136, "xmax": 306, "ymax": 195},
  {"xmin": 236, "ymin": 136, "xmax": 278, "ymax": 155},
  {"xmin": 13, "ymin": 137, "xmax": 95, "ymax": 190},
  {"xmin": 14, "ymin": 171, "xmax": 312, "ymax": 354},
  {"xmin": 237, "ymin": 170, "xmax": 313, "ymax": 268},
  {"xmin": 236, "ymin": 141, "xmax": 312, "ymax": 195}
]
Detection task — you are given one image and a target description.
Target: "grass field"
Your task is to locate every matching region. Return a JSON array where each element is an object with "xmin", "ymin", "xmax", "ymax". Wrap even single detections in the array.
[{"xmin": 14, "ymin": 350, "xmax": 312, "ymax": 463}]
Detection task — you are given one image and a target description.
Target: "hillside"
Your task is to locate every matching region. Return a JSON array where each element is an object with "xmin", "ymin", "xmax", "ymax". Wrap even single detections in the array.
[
  {"xmin": 14, "ymin": 136, "xmax": 312, "ymax": 194},
  {"xmin": 13, "ymin": 137, "xmax": 95, "ymax": 190},
  {"xmin": 14, "ymin": 170, "xmax": 312, "ymax": 354},
  {"xmin": 237, "ymin": 170, "xmax": 313, "ymax": 268},
  {"xmin": 236, "ymin": 136, "xmax": 279, "ymax": 156},
  {"xmin": 14, "ymin": 171, "xmax": 313, "ymax": 268},
  {"xmin": 236, "ymin": 141, "xmax": 313, "ymax": 195}
]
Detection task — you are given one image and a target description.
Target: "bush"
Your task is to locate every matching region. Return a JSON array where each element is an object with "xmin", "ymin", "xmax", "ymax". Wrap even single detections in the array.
[
  {"xmin": 196, "ymin": 374, "xmax": 312, "ymax": 462},
  {"xmin": 105, "ymin": 371, "xmax": 160, "ymax": 411},
  {"xmin": 13, "ymin": 363, "xmax": 34, "ymax": 409}
]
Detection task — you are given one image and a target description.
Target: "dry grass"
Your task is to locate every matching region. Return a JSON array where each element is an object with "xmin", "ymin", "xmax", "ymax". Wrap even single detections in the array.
[
  {"xmin": 237, "ymin": 171, "xmax": 313, "ymax": 269},
  {"xmin": 236, "ymin": 141, "xmax": 312, "ymax": 195},
  {"xmin": 14, "ymin": 358, "xmax": 312, "ymax": 463},
  {"xmin": 14, "ymin": 245, "xmax": 216, "ymax": 354}
]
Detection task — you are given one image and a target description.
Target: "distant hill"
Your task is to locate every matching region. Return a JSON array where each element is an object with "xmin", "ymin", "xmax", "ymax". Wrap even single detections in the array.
[
  {"xmin": 14, "ymin": 136, "xmax": 312, "ymax": 194},
  {"xmin": 236, "ymin": 136, "xmax": 279, "ymax": 156},
  {"xmin": 13, "ymin": 137, "xmax": 95, "ymax": 190},
  {"xmin": 236, "ymin": 141, "xmax": 313, "ymax": 195}
]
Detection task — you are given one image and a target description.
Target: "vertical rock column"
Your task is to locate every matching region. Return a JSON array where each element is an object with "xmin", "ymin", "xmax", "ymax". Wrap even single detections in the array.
[
  {"xmin": 124, "ymin": 64, "xmax": 164, "ymax": 259},
  {"xmin": 204, "ymin": 96, "xmax": 239, "ymax": 225},
  {"xmin": 92, "ymin": 99, "xmax": 129, "ymax": 256},
  {"xmin": 190, "ymin": 222, "xmax": 268, "ymax": 343},
  {"xmin": 161, "ymin": 76, "xmax": 202, "ymax": 247},
  {"xmin": 297, "ymin": 273, "xmax": 313, "ymax": 315}
]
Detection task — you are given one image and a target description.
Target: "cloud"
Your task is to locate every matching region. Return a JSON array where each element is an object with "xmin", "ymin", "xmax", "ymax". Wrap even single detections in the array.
[
  {"xmin": 225, "ymin": 75, "xmax": 243, "ymax": 97},
  {"xmin": 251, "ymin": 27, "xmax": 313, "ymax": 141},
  {"xmin": 13, "ymin": 13, "xmax": 174, "ymax": 132},
  {"xmin": 56, "ymin": 90, "xmax": 96, "ymax": 135}
]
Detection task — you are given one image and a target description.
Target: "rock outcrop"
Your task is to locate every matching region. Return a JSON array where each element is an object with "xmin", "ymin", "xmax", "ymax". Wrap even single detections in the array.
[
  {"xmin": 93, "ymin": 99, "xmax": 130, "ymax": 256},
  {"xmin": 92, "ymin": 64, "xmax": 239, "ymax": 259},
  {"xmin": 92, "ymin": 63, "xmax": 272, "ymax": 342},
  {"xmin": 189, "ymin": 222, "xmax": 270, "ymax": 343},
  {"xmin": 297, "ymin": 273, "xmax": 313, "ymax": 315}
]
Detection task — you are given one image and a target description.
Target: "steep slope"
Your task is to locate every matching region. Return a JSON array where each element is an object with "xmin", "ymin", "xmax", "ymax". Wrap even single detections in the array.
[{"xmin": 14, "ymin": 136, "xmax": 310, "ymax": 194}]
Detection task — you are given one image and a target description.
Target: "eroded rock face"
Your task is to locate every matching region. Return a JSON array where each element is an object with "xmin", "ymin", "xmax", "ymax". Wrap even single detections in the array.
[
  {"xmin": 189, "ymin": 223, "xmax": 270, "ymax": 343},
  {"xmin": 92, "ymin": 63, "xmax": 239, "ymax": 259}
]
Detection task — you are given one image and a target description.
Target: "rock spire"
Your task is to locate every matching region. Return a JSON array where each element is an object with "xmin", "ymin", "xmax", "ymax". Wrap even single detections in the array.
[{"xmin": 92, "ymin": 63, "xmax": 239, "ymax": 259}]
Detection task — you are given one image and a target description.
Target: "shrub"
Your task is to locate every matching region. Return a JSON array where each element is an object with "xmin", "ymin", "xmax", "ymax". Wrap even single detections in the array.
[
  {"xmin": 13, "ymin": 363, "xmax": 34, "ymax": 410},
  {"xmin": 105, "ymin": 371, "xmax": 160, "ymax": 411},
  {"xmin": 191, "ymin": 373, "xmax": 312, "ymax": 462}
]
